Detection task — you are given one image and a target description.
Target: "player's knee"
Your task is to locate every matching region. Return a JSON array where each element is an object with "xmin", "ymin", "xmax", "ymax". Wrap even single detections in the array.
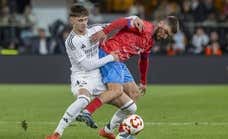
[
  {"xmin": 77, "ymin": 95, "xmax": 91, "ymax": 105},
  {"xmin": 128, "ymin": 91, "xmax": 140, "ymax": 101},
  {"xmin": 132, "ymin": 92, "xmax": 141, "ymax": 101},
  {"xmin": 115, "ymin": 89, "xmax": 124, "ymax": 97},
  {"xmin": 108, "ymin": 84, "xmax": 124, "ymax": 98},
  {"xmin": 127, "ymin": 103, "xmax": 137, "ymax": 114},
  {"xmin": 78, "ymin": 88, "xmax": 90, "ymax": 97}
]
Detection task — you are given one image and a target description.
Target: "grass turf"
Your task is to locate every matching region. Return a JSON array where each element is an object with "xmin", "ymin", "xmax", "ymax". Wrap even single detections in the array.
[{"xmin": 0, "ymin": 84, "xmax": 228, "ymax": 139}]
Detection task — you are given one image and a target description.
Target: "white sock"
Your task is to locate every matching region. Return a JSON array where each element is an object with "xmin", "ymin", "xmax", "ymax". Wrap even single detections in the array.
[
  {"xmin": 105, "ymin": 100, "xmax": 137, "ymax": 133},
  {"xmin": 55, "ymin": 95, "xmax": 90, "ymax": 136}
]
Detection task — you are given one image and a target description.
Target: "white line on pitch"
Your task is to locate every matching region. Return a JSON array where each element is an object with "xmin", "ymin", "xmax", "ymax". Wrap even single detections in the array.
[{"xmin": 0, "ymin": 121, "xmax": 228, "ymax": 126}]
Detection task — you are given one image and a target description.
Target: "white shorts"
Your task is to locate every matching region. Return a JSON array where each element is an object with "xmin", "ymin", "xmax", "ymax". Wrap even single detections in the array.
[{"xmin": 71, "ymin": 73, "xmax": 106, "ymax": 97}]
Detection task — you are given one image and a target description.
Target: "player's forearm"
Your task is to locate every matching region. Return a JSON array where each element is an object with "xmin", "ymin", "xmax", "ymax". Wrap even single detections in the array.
[
  {"xmin": 138, "ymin": 53, "xmax": 149, "ymax": 85},
  {"xmin": 80, "ymin": 55, "xmax": 114, "ymax": 71},
  {"xmin": 103, "ymin": 18, "xmax": 130, "ymax": 34}
]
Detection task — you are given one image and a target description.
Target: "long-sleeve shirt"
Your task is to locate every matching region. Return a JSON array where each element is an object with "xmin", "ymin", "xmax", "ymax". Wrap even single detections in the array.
[{"xmin": 100, "ymin": 17, "xmax": 155, "ymax": 85}]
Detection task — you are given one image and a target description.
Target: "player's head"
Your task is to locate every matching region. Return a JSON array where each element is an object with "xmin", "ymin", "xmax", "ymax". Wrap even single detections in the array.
[
  {"xmin": 154, "ymin": 16, "xmax": 179, "ymax": 41},
  {"xmin": 69, "ymin": 4, "xmax": 89, "ymax": 33}
]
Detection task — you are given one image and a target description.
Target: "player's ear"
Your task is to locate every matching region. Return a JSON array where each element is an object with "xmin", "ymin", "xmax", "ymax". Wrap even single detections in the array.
[{"xmin": 69, "ymin": 16, "xmax": 75, "ymax": 25}]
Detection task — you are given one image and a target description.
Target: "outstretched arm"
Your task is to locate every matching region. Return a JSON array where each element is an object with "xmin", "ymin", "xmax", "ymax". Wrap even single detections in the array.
[
  {"xmin": 90, "ymin": 16, "xmax": 144, "ymax": 43},
  {"xmin": 138, "ymin": 53, "xmax": 149, "ymax": 93},
  {"xmin": 69, "ymin": 38, "xmax": 119, "ymax": 71},
  {"xmin": 79, "ymin": 55, "xmax": 114, "ymax": 71},
  {"xmin": 79, "ymin": 51, "xmax": 119, "ymax": 71}
]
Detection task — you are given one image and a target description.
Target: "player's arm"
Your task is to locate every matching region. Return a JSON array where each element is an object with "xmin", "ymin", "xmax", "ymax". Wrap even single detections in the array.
[
  {"xmin": 102, "ymin": 16, "xmax": 141, "ymax": 34},
  {"xmin": 79, "ymin": 53, "xmax": 117, "ymax": 71},
  {"xmin": 90, "ymin": 16, "xmax": 144, "ymax": 43},
  {"xmin": 138, "ymin": 52, "xmax": 149, "ymax": 94},
  {"xmin": 70, "ymin": 38, "xmax": 118, "ymax": 71}
]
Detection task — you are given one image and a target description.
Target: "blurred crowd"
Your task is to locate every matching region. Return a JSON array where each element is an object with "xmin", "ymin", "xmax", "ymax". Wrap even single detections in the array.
[
  {"xmin": 0, "ymin": 0, "xmax": 228, "ymax": 56},
  {"xmin": 150, "ymin": 0, "xmax": 228, "ymax": 56}
]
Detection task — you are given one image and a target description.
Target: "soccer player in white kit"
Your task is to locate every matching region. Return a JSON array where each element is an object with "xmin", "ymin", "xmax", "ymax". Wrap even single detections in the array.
[{"xmin": 46, "ymin": 4, "xmax": 140, "ymax": 139}]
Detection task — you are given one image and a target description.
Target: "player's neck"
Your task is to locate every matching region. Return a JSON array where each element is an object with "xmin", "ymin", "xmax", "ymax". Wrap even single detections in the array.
[{"xmin": 73, "ymin": 27, "xmax": 86, "ymax": 35}]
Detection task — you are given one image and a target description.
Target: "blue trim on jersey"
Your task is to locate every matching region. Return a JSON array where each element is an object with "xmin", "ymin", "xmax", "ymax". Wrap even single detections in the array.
[{"xmin": 99, "ymin": 49, "xmax": 134, "ymax": 84}]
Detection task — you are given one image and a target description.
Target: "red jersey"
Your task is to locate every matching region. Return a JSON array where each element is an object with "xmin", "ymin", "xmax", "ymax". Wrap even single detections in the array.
[
  {"xmin": 101, "ymin": 18, "xmax": 155, "ymax": 61},
  {"xmin": 100, "ymin": 17, "xmax": 154, "ymax": 85}
]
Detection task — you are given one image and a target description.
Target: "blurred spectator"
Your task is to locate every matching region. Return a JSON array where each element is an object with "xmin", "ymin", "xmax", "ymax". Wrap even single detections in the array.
[
  {"xmin": 20, "ymin": 5, "xmax": 37, "ymax": 53},
  {"xmin": 203, "ymin": 12, "xmax": 217, "ymax": 26},
  {"xmin": 0, "ymin": 5, "xmax": 10, "ymax": 25},
  {"xmin": 209, "ymin": 31, "xmax": 220, "ymax": 44},
  {"xmin": 166, "ymin": 41, "xmax": 176, "ymax": 56},
  {"xmin": 53, "ymin": 27, "xmax": 70, "ymax": 54},
  {"xmin": 173, "ymin": 31, "xmax": 186, "ymax": 54},
  {"xmin": 179, "ymin": 0, "xmax": 193, "ymax": 22},
  {"xmin": 153, "ymin": 1, "xmax": 180, "ymax": 21},
  {"xmin": 0, "ymin": 0, "xmax": 228, "ymax": 55},
  {"xmin": 191, "ymin": 0, "xmax": 208, "ymax": 22},
  {"xmin": 128, "ymin": 0, "xmax": 145, "ymax": 18},
  {"xmin": 74, "ymin": 0, "xmax": 94, "ymax": 10},
  {"xmin": 31, "ymin": 28, "xmax": 52, "ymax": 55},
  {"xmin": 166, "ymin": 1, "xmax": 180, "ymax": 16},
  {"xmin": 205, "ymin": 42, "xmax": 222, "ymax": 56},
  {"xmin": 89, "ymin": 5, "xmax": 104, "ymax": 24},
  {"xmin": 21, "ymin": 5, "xmax": 36, "ymax": 27},
  {"xmin": 191, "ymin": 27, "xmax": 209, "ymax": 54},
  {"xmin": 222, "ymin": 0, "xmax": 228, "ymax": 19},
  {"xmin": 8, "ymin": 8, "xmax": 21, "ymax": 26},
  {"xmin": 205, "ymin": 31, "xmax": 222, "ymax": 56},
  {"xmin": 204, "ymin": 0, "xmax": 217, "ymax": 14},
  {"xmin": 153, "ymin": 0, "xmax": 168, "ymax": 20}
]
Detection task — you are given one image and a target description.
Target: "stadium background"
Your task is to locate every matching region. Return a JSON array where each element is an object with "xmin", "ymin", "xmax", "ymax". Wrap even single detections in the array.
[{"xmin": 0, "ymin": 0, "xmax": 228, "ymax": 139}]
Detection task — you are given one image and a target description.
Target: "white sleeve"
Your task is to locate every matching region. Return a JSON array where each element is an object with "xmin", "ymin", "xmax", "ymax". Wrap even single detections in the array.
[
  {"xmin": 68, "ymin": 37, "xmax": 86, "ymax": 63},
  {"xmin": 79, "ymin": 54, "xmax": 114, "ymax": 71}
]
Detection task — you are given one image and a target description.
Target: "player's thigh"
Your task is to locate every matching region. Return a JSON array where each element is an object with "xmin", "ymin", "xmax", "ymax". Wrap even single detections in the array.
[
  {"xmin": 97, "ymin": 83, "xmax": 124, "ymax": 103},
  {"xmin": 123, "ymin": 82, "xmax": 140, "ymax": 101},
  {"xmin": 108, "ymin": 92, "xmax": 132, "ymax": 108},
  {"xmin": 106, "ymin": 83, "xmax": 123, "ymax": 97}
]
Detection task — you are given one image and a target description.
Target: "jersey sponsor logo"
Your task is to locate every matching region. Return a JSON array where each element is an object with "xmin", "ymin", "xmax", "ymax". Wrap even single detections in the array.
[{"xmin": 83, "ymin": 45, "xmax": 98, "ymax": 58}]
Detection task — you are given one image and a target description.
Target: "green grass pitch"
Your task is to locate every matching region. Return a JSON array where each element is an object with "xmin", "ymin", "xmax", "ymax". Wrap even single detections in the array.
[{"xmin": 0, "ymin": 84, "xmax": 228, "ymax": 139}]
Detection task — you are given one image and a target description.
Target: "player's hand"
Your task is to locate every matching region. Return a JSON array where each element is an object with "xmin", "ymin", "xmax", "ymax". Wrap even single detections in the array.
[
  {"xmin": 132, "ymin": 17, "xmax": 144, "ymax": 32},
  {"xmin": 90, "ymin": 30, "xmax": 106, "ymax": 43},
  {"xmin": 110, "ymin": 51, "xmax": 119, "ymax": 61},
  {"xmin": 139, "ymin": 83, "xmax": 147, "ymax": 95}
]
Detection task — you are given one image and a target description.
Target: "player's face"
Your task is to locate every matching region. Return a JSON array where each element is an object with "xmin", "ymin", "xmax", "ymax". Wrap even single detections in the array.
[
  {"xmin": 154, "ymin": 21, "xmax": 172, "ymax": 41},
  {"xmin": 70, "ymin": 16, "xmax": 88, "ymax": 33}
]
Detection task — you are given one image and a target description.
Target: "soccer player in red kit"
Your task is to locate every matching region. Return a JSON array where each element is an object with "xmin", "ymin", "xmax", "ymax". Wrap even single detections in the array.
[{"xmin": 80, "ymin": 16, "xmax": 179, "ymax": 138}]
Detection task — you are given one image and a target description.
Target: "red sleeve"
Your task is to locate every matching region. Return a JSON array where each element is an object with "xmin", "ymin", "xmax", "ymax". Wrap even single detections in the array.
[
  {"xmin": 103, "ymin": 18, "xmax": 131, "ymax": 34},
  {"xmin": 138, "ymin": 53, "xmax": 149, "ymax": 85}
]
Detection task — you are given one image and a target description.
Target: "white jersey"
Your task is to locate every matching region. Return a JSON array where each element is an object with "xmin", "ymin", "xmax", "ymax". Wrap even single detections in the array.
[
  {"xmin": 65, "ymin": 25, "xmax": 103, "ymax": 76},
  {"xmin": 65, "ymin": 25, "xmax": 110, "ymax": 96}
]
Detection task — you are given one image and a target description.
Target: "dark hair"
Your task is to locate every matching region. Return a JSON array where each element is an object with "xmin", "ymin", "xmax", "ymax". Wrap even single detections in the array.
[
  {"xmin": 166, "ymin": 16, "xmax": 179, "ymax": 34},
  {"xmin": 69, "ymin": 4, "xmax": 89, "ymax": 17}
]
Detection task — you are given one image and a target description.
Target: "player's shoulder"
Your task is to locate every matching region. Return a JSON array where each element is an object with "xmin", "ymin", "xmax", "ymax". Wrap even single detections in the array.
[
  {"xmin": 143, "ymin": 20, "xmax": 154, "ymax": 33},
  {"xmin": 88, "ymin": 24, "xmax": 106, "ymax": 33},
  {"xmin": 65, "ymin": 32, "xmax": 81, "ymax": 50}
]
